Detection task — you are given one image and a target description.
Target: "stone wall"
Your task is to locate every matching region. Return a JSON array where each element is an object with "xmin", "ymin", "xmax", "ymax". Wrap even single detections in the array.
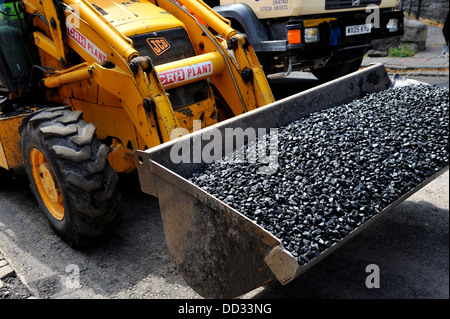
[{"xmin": 397, "ymin": 0, "xmax": 449, "ymax": 22}]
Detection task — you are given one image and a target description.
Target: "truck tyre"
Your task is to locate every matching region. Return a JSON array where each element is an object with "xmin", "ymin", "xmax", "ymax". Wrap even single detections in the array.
[
  {"xmin": 19, "ymin": 107, "xmax": 122, "ymax": 247},
  {"xmin": 311, "ymin": 57, "xmax": 363, "ymax": 82}
]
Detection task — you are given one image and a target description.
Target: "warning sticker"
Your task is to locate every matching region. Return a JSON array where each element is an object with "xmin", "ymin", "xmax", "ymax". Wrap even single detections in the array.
[{"xmin": 67, "ymin": 24, "xmax": 107, "ymax": 62}]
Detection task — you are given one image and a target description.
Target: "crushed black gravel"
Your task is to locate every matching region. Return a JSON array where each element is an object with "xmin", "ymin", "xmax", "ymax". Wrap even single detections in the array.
[
  {"xmin": 188, "ymin": 85, "xmax": 449, "ymax": 265},
  {"xmin": 0, "ymin": 103, "xmax": 34, "ymax": 118},
  {"xmin": 0, "ymin": 101, "xmax": 57, "ymax": 118}
]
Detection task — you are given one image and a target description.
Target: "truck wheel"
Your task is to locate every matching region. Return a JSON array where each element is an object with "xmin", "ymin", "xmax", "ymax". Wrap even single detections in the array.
[
  {"xmin": 311, "ymin": 58, "xmax": 363, "ymax": 82},
  {"xmin": 19, "ymin": 107, "xmax": 122, "ymax": 247}
]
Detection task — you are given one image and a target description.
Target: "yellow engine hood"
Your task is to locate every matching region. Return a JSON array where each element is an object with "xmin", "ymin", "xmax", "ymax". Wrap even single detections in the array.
[{"xmin": 88, "ymin": 0, "xmax": 184, "ymax": 36}]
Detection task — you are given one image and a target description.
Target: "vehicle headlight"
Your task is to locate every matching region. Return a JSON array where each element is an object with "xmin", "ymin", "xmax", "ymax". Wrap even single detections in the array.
[
  {"xmin": 387, "ymin": 19, "xmax": 399, "ymax": 32},
  {"xmin": 304, "ymin": 27, "xmax": 320, "ymax": 43}
]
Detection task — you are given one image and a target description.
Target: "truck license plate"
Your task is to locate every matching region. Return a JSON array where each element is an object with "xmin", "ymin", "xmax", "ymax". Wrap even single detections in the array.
[{"xmin": 346, "ymin": 24, "xmax": 372, "ymax": 36}]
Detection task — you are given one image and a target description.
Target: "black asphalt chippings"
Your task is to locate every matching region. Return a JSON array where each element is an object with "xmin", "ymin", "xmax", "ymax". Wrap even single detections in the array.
[{"xmin": 188, "ymin": 85, "xmax": 449, "ymax": 265}]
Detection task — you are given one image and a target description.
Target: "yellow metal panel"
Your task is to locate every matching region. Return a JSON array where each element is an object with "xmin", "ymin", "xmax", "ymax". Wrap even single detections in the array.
[
  {"xmin": 90, "ymin": 64, "xmax": 172, "ymax": 146},
  {"xmin": 70, "ymin": 99, "xmax": 140, "ymax": 173},
  {"xmin": 70, "ymin": 99, "xmax": 138, "ymax": 146},
  {"xmin": 0, "ymin": 115, "xmax": 26, "ymax": 169},
  {"xmin": 41, "ymin": 0, "xmax": 67, "ymax": 64},
  {"xmin": 89, "ymin": 0, "xmax": 185, "ymax": 36},
  {"xmin": 33, "ymin": 31, "xmax": 59, "ymax": 61},
  {"xmin": 97, "ymin": 86, "xmax": 122, "ymax": 107},
  {"xmin": 65, "ymin": 0, "xmax": 139, "ymax": 62},
  {"xmin": 107, "ymin": 138, "xmax": 136, "ymax": 174},
  {"xmin": 0, "ymin": 138, "xmax": 8, "ymax": 169},
  {"xmin": 174, "ymin": 99, "xmax": 218, "ymax": 133},
  {"xmin": 61, "ymin": 78, "xmax": 98, "ymax": 104}
]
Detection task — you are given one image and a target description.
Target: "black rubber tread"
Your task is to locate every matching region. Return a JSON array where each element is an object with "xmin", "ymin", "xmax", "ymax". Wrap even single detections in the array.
[
  {"xmin": 70, "ymin": 123, "xmax": 96, "ymax": 146},
  {"xmin": 40, "ymin": 124, "xmax": 78, "ymax": 138},
  {"xmin": 27, "ymin": 108, "xmax": 66, "ymax": 124},
  {"xmin": 85, "ymin": 144, "xmax": 109, "ymax": 174},
  {"xmin": 19, "ymin": 107, "xmax": 122, "ymax": 247},
  {"xmin": 56, "ymin": 110, "xmax": 83, "ymax": 124},
  {"xmin": 64, "ymin": 170, "xmax": 103, "ymax": 192},
  {"xmin": 51, "ymin": 145, "xmax": 92, "ymax": 162},
  {"xmin": 92, "ymin": 168, "xmax": 119, "ymax": 203}
]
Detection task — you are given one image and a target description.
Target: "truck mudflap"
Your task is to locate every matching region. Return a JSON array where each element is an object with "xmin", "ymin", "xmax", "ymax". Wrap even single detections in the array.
[{"xmin": 134, "ymin": 64, "xmax": 448, "ymax": 298}]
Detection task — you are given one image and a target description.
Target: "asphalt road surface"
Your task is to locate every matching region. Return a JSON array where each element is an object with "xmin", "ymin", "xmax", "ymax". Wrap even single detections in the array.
[{"xmin": 0, "ymin": 71, "xmax": 448, "ymax": 301}]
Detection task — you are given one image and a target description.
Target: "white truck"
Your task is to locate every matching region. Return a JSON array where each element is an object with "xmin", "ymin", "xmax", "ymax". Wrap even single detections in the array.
[{"xmin": 204, "ymin": 0, "xmax": 404, "ymax": 81}]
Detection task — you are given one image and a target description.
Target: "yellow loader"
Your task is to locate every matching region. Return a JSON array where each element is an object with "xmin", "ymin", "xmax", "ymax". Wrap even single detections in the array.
[{"xmin": 0, "ymin": 0, "xmax": 274, "ymax": 246}]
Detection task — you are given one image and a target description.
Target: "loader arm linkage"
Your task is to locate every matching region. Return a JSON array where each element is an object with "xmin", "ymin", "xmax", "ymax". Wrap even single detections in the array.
[{"xmin": 23, "ymin": 0, "xmax": 274, "ymax": 148}]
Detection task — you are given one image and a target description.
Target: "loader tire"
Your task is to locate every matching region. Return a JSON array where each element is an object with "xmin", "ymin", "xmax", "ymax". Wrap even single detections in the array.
[{"xmin": 19, "ymin": 107, "xmax": 122, "ymax": 247}]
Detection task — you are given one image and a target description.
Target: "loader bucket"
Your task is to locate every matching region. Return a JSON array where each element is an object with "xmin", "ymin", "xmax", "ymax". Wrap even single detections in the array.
[{"xmin": 134, "ymin": 64, "xmax": 449, "ymax": 298}]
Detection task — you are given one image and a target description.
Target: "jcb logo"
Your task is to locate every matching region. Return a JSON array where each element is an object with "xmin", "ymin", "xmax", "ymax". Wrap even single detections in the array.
[{"xmin": 147, "ymin": 37, "xmax": 170, "ymax": 56}]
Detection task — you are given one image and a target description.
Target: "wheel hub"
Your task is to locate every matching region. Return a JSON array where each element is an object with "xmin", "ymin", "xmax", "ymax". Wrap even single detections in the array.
[
  {"xmin": 38, "ymin": 163, "xmax": 59, "ymax": 203},
  {"xmin": 30, "ymin": 148, "xmax": 65, "ymax": 221}
]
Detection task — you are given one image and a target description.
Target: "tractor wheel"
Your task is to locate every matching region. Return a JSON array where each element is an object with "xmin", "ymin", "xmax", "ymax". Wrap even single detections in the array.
[{"xmin": 19, "ymin": 107, "xmax": 122, "ymax": 247}]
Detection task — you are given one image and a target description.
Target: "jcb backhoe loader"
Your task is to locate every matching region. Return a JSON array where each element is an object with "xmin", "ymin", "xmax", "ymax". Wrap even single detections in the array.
[
  {"xmin": 0, "ymin": 0, "xmax": 274, "ymax": 246},
  {"xmin": 2, "ymin": 0, "xmax": 447, "ymax": 300}
]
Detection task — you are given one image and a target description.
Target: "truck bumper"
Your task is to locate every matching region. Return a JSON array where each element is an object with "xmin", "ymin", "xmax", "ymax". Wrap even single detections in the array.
[{"xmin": 287, "ymin": 10, "xmax": 404, "ymax": 67}]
